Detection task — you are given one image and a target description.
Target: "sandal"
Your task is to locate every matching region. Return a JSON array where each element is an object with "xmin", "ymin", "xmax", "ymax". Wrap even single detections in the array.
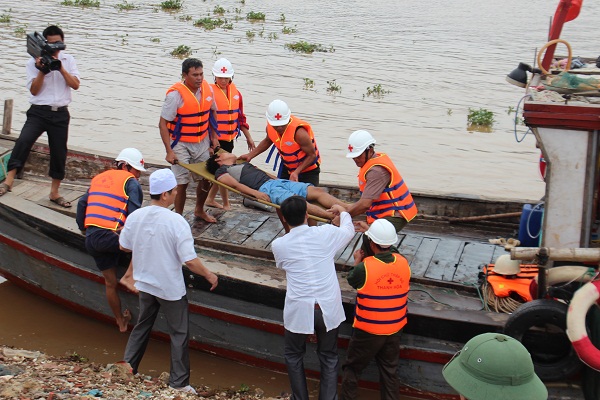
[
  {"xmin": 49, "ymin": 196, "xmax": 72, "ymax": 208},
  {"xmin": 0, "ymin": 182, "xmax": 11, "ymax": 197}
]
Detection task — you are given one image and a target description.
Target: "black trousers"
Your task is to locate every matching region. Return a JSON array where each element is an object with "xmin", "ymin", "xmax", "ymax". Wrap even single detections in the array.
[
  {"xmin": 7, "ymin": 105, "xmax": 70, "ymax": 180},
  {"xmin": 280, "ymin": 166, "xmax": 320, "ymax": 186}
]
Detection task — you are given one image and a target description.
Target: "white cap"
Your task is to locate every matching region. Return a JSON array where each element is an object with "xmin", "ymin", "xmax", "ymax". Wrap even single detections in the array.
[
  {"xmin": 150, "ymin": 169, "xmax": 177, "ymax": 195},
  {"xmin": 365, "ymin": 219, "xmax": 398, "ymax": 247}
]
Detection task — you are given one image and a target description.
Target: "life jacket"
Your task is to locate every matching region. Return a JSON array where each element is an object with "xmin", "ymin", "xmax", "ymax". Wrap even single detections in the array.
[
  {"xmin": 483, "ymin": 264, "xmax": 539, "ymax": 302},
  {"xmin": 354, "ymin": 254, "xmax": 411, "ymax": 335},
  {"xmin": 211, "ymin": 82, "xmax": 241, "ymax": 142},
  {"xmin": 265, "ymin": 116, "xmax": 321, "ymax": 177},
  {"xmin": 166, "ymin": 81, "xmax": 212, "ymax": 148},
  {"xmin": 358, "ymin": 153, "xmax": 417, "ymax": 224},
  {"xmin": 84, "ymin": 170, "xmax": 134, "ymax": 231}
]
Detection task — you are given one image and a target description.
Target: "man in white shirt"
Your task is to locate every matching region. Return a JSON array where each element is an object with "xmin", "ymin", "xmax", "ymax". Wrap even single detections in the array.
[
  {"xmin": 272, "ymin": 196, "xmax": 355, "ymax": 400},
  {"xmin": 0, "ymin": 25, "xmax": 80, "ymax": 206},
  {"xmin": 119, "ymin": 169, "xmax": 218, "ymax": 394}
]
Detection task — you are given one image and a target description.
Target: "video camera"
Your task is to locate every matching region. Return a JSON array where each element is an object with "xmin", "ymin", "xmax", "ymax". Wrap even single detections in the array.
[{"xmin": 26, "ymin": 32, "xmax": 66, "ymax": 72}]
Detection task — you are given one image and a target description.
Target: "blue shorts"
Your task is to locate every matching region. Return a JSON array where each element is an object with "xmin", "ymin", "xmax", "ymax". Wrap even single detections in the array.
[{"xmin": 258, "ymin": 180, "xmax": 312, "ymax": 205}]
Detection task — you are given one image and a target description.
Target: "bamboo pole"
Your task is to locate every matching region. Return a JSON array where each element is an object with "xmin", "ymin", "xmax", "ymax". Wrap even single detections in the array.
[
  {"xmin": 511, "ymin": 247, "xmax": 600, "ymax": 262},
  {"xmin": 420, "ymin": 211, "xmax": 522, "ymax": 223},
  {"xmin": 2, "ymin": 99, "xmax": 13, "ymax": 135}
]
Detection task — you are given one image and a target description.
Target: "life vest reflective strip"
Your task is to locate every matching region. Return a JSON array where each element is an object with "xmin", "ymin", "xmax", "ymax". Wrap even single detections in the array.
[
  {"xmin": 265, "ymin": 116, "xmax": 321, "ymax": 176},
  {"xmin": 484, "ymin": 264, "xmax": 538, "ymax": 302},
  {"xmin": 566, "ymin": 280, "xmax": 600, "ymax": 371},
  {"xmin": 166, "ymin": 81, "xmax": 212, "ymax": 147},
  {"xmin": 358, "ymin": 153, "xmax": 417, "ymax": 224},
  {"xmin": 211, "ymin": 82, "xmax": 240, "ymax": 142},
  {"xmin": 354, "ymin": 254, "xmax": 411, "ymax": 335},
  {"xmin": 84, "ymin": 170, "xmax": 133, "ymax": 231}
]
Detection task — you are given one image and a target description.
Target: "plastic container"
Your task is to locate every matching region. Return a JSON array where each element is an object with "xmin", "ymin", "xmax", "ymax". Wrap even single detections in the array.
[
  {"xmin": 242, "ymin": 198, "xmax": 274, "ymax": 213},
  {"xmin": 518, "ymin": 203, "xmax": 543, "ymax": 247}
]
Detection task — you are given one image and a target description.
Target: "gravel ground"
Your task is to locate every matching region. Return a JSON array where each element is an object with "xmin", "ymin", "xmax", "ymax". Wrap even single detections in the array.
[{"xmin": 0, "ymin": 346, "xmax": 284, "ymax": 400}]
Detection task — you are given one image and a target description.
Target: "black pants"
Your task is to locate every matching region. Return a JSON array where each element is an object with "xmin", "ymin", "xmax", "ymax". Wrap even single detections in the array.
[
  {"xmin": 280, "ymin": 166, "xmax": 320, "ymax": 186},
  {"xmin": 7, "ymin": 105, "xmax": 70, "ymax": 180}
]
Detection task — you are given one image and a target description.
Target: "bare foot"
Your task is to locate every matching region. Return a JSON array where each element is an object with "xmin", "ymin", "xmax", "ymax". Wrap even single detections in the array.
[
  {"xmin": 118, "ymin": 309, "xmax": 132, "ymax": 333},
  {"xmin": 222, "ymin": 203, "xmax": 231, "ymax": 211},
  {"xmin": 119, "ymin": 276, "xmax": 138, "ymax": 294},
  {"xmin": 205, "ymin": 200, "xmax": 224, "ymax": 209},
  {"xmin": 195, "ymin": 210, "xmax": 217, "ymax": 223}
]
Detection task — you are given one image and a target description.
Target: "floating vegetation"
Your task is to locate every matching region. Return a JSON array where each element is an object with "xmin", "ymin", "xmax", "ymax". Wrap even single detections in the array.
[
  {"xmin": 279, "ymin": 13, "xmax": 286, "ymax": 22},
  {"xmin": 115, "ymin": 1, "xmax": 138, "ymax": 10},
  {"xmin": 282, "ymin": 25, "xmax": 296, "ymax": 34},
  {"xmin": 246, "ymin": 11, "xmax": 265, "ymax": 21},
  {"xmin": 222, "ymin": 22, "xmax": 233, "ymax": 30},
  {"xmin": 447, "ymin": 108, "xmax": 453, "ymax": 116},
  {"xmin": 303, "ymin": 78, "xmax": 315, "ymax": 90},
  {"xmin": 467, "ymin": 108, "xmax": 495, "ymax": 128},
  {"xmin": 213, "ymin": 5, "xmax": 225, "ymax": 14},
  {"xmin": 239, "ymin": 0, "xmax": 245, "ymax": 5},
  {"xmin": 285, "ymin": 41, "xmax": 331, "ymax": 54},
  {"xmin": 14, "ymin": 25, "xmax": 27, "ymax": 36},
  {"xmin": 212, "ymin": 46, "xmax": 221, "ymax": 57},
  {"xmin": 246, "ymin": 30, "xmax": 255, "ymax": 40},
  {"xmin": 234, "ymin": 7, "xmax": 242, "ymax": 14},
  {"xmin": 150, "ymin": 37, "xmax": 161, "ymax": 43},
  {"xmin": 326, "ymin": 80, "xmax": 342, "ymax": 94},
  {"xmin": 193, "ymin": 17, "xmax": 225, "ymax": 30},
  {"xmin": 171, "ymin": 44, "xmax": 191, "ymax": 58},
  {"xmin": 364, "ymin": 84, "xmax": 391, "ymax": 99},
  {"xmin": 268, "ymin": 32, "xmax": 278, "ymax": 41},
  {"xmin": 160, "ymin": 0, "xmax": 182, "ymax": 10},
  {"xmin": 0, "ymin": 14, "xmax": 10, "ymax": 23},
  {"xmin": 61, "ymin": 0, "xmax": 100, "ymax": 6}
]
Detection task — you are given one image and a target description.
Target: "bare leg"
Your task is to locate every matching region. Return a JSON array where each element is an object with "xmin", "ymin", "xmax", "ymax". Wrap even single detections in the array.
[
  {"xmin": 49, "ymin": 178, "xmax": 62, "ymax": 201},
  {"xmin": 174, "ymin": 183, "xmax": 188, "ymax": 214},
  {"xmin": 306, "ymin": 187, "xmax": 348, "ymax": 209},
  {"xmin": 119, "ymin": 262, "xmax": 138, "ymax": 294},
  {"xmin": 206, "ymin": 184, "xmax": 224, "ymax": 209},
  {"xmin": 2, "ymin": 169, "xmax": 16, "ymax": 188},
  {"xmin": 219, "ymin": 185, "xmax": 231, "ymax": 210},
  {"xmin": 306, "ymin": 203, "xmax": 336, "ymax": 220},
  {"xmin": 102, "ymin": 267, "xmax": 131, "ymax": 333},
  {"xmin": 195, "ymin": 179, "xmax": 216, "ymax": 223}
]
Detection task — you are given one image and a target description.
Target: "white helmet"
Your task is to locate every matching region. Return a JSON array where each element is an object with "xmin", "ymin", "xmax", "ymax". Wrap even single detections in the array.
[
  {"xmin": 346, "ymin": 130, "xmax": 376, "ymax": 158},
  {"xmin": 266, "ymin": 99, "xmax": 291, "ymax": 127},
  {"xmin": 212, "ymin": 58, "xmax": 234, "ymax": 78},
  {"xmin": 116, "ymin": 148, "xmax": 146, "ymax": 171},
  {"xmin": 494, "ymin": 255, "xmax": 521, "ymax": 275},
  {"xmin": 365, "ymin": 219, "xmax": 397, "ymax": 247}
]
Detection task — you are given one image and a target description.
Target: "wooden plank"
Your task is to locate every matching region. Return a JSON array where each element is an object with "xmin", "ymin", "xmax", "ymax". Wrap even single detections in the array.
[
  {"xmin": 3, "ymin": 99, "xmax": 12, "ymax": 135},
  {"xmin": 335, "ymin": 232, "xmax": 363, "ymax": 267},
  {"xmin": 239, "ymin": 215, "xmax": 283, "ymax": 250},
  {"xmin": 397, "ymin": 234, "xmax": 424, "ymax": 265},
  {"xmin": 424, "ymin": 239, "xmax": 465, "ymax": 281},
  {"xmin": 10, "ymin": 180, "xmax": 38, "ymax": 196},
  {"xmin": 409, "ymin": 237, "xmax": 440, "ymax": 278},
  {"xmin": 199, "ymin": 211, "xmax": 254, "ymax": 245},
  {"xmin": 452, "ymin": 242, "xmax": 497, "ymax": 284}
]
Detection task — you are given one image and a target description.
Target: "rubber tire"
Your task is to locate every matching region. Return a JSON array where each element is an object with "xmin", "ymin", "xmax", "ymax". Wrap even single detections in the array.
[{"xmin": 504, "ymin": 299, "xmax": 582, "ymax": 381}]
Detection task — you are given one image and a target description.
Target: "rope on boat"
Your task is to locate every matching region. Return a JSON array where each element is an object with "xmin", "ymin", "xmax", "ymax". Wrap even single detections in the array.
[
  {"xmin": 513, "ymin": 94, "xmax": 533, "ymax": 143},
  {"xmin": 408, "ymin": 289, "xmax": 454, "ymax": 308},
  {"xmin": 483, "ymin": 284, "xmax": 524, "ymax": 313}
]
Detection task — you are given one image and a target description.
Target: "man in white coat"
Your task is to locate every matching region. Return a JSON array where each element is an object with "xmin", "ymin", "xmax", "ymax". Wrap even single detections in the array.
[{"xmin": 272, "ymin": 195, "xmax": 354, "ymax": 400}]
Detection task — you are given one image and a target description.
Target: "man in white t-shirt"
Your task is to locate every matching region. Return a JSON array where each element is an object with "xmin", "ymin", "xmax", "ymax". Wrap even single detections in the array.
[
  {"xmin": 119, "ymin": 169, "xmax": 218, "ymax": 395},
  {"xmin": 272, "ymin": 196, "xmax": 354, "ymax": 400}
]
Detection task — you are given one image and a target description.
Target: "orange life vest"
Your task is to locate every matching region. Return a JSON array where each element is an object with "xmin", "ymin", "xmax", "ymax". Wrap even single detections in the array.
[
  {"xmin": 84, "ymin": 170, "xmax": 134, "ymax": 231},
  {"xmin": 265, "ymin": 116, "xmax": 321, "ymax": 176},
  {"xmin": 354, "ymin": 254, "xmax": 411, "ymax": 335},
  {"xmin": 483, "ymin": 264, "xmax": 539, "ymax": 302},
  {"xmin": 358, "ymin": 153, "xmax": 417, "ymax": 224},
  {"xmin": 211, "ymin": 82, "xmax": 241, "ymax": 142},
  {"xmin": 166, "ymin": 80, "xmax": 212, "ymax": 147}
]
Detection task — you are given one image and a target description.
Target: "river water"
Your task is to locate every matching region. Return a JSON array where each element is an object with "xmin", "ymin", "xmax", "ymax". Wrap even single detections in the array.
[
  {"xmin": 0, "ymin": 0, "xmax": 597, "ymax": 397},
  {"xmin": 0, "ymin": 0, "xmax": 597, "ymax": 200}
]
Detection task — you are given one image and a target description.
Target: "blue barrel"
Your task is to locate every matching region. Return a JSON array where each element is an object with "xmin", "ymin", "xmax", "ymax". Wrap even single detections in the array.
[{"xmin": 518, "ymin": 204, "xmax": 543, "ymax": 247}]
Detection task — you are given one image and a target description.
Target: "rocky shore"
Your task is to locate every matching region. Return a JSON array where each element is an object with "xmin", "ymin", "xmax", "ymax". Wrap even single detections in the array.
[{"xmin": 0, "ymin": 346, "xmax": 281, "ymax": 400}]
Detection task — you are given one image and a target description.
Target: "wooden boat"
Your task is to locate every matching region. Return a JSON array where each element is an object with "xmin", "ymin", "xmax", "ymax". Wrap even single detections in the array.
[{"xmin": 0, "ymin": 134, "xmax": 582, "ymax": 399}]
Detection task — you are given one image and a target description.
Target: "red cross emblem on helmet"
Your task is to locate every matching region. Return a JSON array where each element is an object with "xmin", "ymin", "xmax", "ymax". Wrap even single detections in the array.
[
  {"xmin": 274, "ymin": 113, "xmax": 282, "ymax": 120},
  {"xmin": 348, "ymin": 144, "xmax": 354, "ymax": 152},
  {"xmin": 221, "ymin": 67, "xmax": 228, "ymax": 73},
  {"xmin": 140, "ymin": 159, "xmax": 145, "ymax": 166}
]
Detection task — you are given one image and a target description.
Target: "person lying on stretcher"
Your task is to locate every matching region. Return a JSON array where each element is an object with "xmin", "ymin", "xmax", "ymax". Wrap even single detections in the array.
[{"xmin": 206, "ymin": 153, "xmax": 347, "ymax": 222}]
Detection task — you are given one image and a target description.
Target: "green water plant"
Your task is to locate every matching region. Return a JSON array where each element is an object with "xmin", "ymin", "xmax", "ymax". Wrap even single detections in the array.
[
  {"xmin": 268, "ymin": 32, "xmax": 278, "ymax": 41},
  {"xmin": 246, "ymin": 30, "xmax": 255, "ymax": 40},
  {"xmin": 0, "ymin": 13, "xmax": 10, "ymax": 23},
  {"xmin": 193, "ymin": 17, "xmax": 224, "ymax": 30},
  {"xmin": 282, "ymin": 25, "xmax": 296, "ymax": 34},
  {"xmin": 279, "ymin": 13, "xmax": 286, "ymax": 22},
  {"xmin": 246, "ymin": 11, "xmax": 265, "ymax": 21},
  {"xmin": 222, "ymin": 22, "xmax": 233, "ymax": 30},
  {"xmin": 115, "ymin": 1, "xmax": 138, "ymax": 10},
  {"xmin": 150, "ymin": 37, "xmax": 160, "ymax": 43},
  {"xmin": 160, "ymin": 0, "xmax": 182, "ymax": 10},
  {"xmin": 285, "ymin": 41, "xmax": 330, "ymax": 54},
  {"xmin": 467, "ymin": 108, "xmax": 495, "ymax": 127},
  {"xmin": 364, "ymin": 84, "xmax": 391, "ymax": 99},
  {"xmin": 326, "ymin": 80, "xmax": 341, "ymax": 94},
  {"xmin": 171, "ymin": 44, "xmax": 191, "ymax": 58},
  {"xmin": 61, "ymin": 0, "xmax": 100, "ymax": 6},
  {"xmin": 14, "ymin": 25, "xmax": 27, "ymax": 36},
  {"xmin": 303, "ymin": 78, "xmax": 315, "ymax": 90},
  {"xmin": 213, "ymin": 5, "xmax": 225, "ymax": 14}
]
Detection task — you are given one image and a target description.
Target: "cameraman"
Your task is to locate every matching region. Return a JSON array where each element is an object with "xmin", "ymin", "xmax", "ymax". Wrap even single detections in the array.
[{"xmin": 0, "ymin": 25, "xmax": 80, "ymax": 207}]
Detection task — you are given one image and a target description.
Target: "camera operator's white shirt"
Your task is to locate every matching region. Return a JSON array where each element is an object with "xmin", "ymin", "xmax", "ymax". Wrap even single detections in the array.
[{"xmin": 26, "ymin": 52, "xmax": 80, "ymax": 107}]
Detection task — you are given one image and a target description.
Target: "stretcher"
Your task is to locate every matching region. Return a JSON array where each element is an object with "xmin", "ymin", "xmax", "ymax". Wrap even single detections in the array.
[{"xmin": 180, "ymin": 161, "xmax": 329, "ymax": 223}]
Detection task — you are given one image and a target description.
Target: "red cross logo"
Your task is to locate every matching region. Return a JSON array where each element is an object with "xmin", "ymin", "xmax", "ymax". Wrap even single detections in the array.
[
  {"xmin": 387, "ymin": 278, "xmax": 394, "ymax": 285},
  {"xmin": 348, "ymin": 144, "xmax": 354, "ymax": 152},
  {"xmin": 140, "ymin": 159, "xmax": 145, "ymax": 166},
  {"xmin": 221, "ymin": 67, "xmax": 228, "ymax": 73},
  {"xmin": 274, "ymin": 113, "xmax": 282, "ymax": 120}
]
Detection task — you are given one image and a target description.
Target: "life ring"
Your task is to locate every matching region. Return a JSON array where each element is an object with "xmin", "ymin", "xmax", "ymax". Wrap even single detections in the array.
[
  {"xmin": 504, "ymin": 299, "xmax": 582, "ymax": 381},
  {"xmin": 529, "ymin": 266, "xmax": 595, "ymax": 300},
  {"xmin": 566, "ymin": 280, "xmax": 600, "ymax": 371}
]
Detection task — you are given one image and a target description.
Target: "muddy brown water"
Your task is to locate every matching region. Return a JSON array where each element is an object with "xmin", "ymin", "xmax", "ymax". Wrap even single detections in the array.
[{"xmin": 0, "ymin": 0, "xmax": 597, "ymax": 200}]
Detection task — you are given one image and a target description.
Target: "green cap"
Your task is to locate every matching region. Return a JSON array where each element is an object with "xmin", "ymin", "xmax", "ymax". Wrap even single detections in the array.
[{"xmin": 442, "ymin": 333, "xmax": 548, "ymax": 400}]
